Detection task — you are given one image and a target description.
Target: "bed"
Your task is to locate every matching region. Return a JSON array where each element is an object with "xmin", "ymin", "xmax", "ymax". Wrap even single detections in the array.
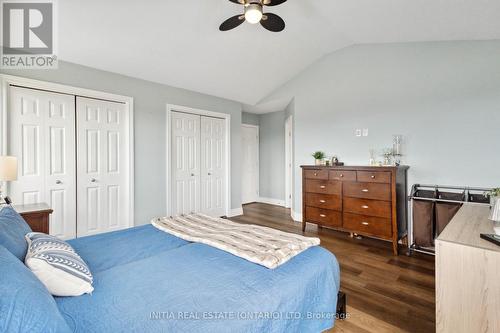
[{"xmin": 3, "ymin": 223, "xmax": 341, "ymax": 332}]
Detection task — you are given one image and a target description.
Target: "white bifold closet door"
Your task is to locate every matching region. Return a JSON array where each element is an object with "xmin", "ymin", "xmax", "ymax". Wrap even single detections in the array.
[
  {"xmin": 8, "ymin": 86, "xmax": 76, "ymax": 239},
  {"xmin": 171, "ymin": 111, "xmax": 226, "ymax": 217},
  {"xmin": 171, "ymin": 112, "xmax": 200, "ymax": 215},
  {"xmin": 76, "ymin": 97, "xmax": 129, "ymax": 237},
  {"xmin": 200, "ymin": 116, "xmax": 226, "ymax": 216}
]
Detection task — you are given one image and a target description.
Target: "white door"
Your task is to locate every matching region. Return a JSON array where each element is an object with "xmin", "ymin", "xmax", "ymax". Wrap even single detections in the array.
[
  {"xmin": 171, "ymin": 112, "xmax": 200, "ymax": 215},
  {"xmin": 200, "ymin": 116, "xmax": 226, "ymax": 216},
  {"xmin": 8, "ymin": 86, "xmax": 76, "ymax": 239},
  {"xmin": 241, "ymin": 125, "xmax": 259, "ymax": 204},
  {"xmin": 76, "ymin": 97, "xmax": 130, "ymax": 237}
]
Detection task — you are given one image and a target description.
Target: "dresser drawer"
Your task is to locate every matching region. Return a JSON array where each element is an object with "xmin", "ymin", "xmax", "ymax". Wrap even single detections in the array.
[
  {"xmin": 305, "ymin": 193, "xmax": 341, "ymax": 210},
  {"xmin": 343, "ymin": 182, "xmax": 391, "ymax": 201},
  {"xmin": 304, "ymin": 169, "xmax": 329, "ymax": 180},
  {"xmin": 343, "ymin": 213, "xmax": 392, "ymax": 238},
  {"xmin": 304, "ymin": 179, "xmax": 341, "ymax": 195},
  {"xmin": 357, "ymin": 171, "xmax": 391, "ymax": 184},
  {"xmin": 329, "ymin": 170, "xmax": 356, "ymax": 181},
  {"xmin": 305, "ymin": 207, "xmax": 342, "ymax": 227},
  {"xmin": 343, "ymin": 197, "xmax": 392, "ymax": 218}
]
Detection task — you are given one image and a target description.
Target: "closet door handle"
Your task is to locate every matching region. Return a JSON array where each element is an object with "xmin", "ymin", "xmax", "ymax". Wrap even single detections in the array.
[
  {"xmin": 191, "ymin": 173, "xmax": 195, "ymax": 177},
  {"xmin": 208, "ymin": 172, "xmax": 212, "ymax": 176},
  {"xmin": 91, "ymin": 178, "xmax": 97, "ymax": 183},
  {"xmin": 55, "ymin": 180, "xmax": 63, "ymax": 185}
]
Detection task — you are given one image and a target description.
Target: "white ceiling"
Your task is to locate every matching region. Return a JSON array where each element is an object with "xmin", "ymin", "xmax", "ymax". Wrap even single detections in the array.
[{"xmin": 59, "ymin": 0, "xmax": 500, "ymax": 113}]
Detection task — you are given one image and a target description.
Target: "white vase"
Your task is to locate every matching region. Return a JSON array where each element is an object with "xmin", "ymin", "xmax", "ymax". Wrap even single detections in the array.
[
  {"xmin": 315, "ymin": 159, "xmax": 322, "ymax": 166},
  {"xmin": 490, "ymin": 197, "xmax": 500, "ymax": 235}
]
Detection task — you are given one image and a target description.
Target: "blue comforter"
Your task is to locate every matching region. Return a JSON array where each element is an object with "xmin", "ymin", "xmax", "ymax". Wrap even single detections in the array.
[{"xmin": 56, "ymin": 225, "xmax": 340, "ymax": 333}]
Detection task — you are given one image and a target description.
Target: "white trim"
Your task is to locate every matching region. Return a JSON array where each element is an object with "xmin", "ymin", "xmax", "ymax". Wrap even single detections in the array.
[
  {"xmin": 228, "ymin": 207, "xmax": 243, "ymax": 217},
  {"xmin": 285, "ymin": 115, "xmax": 294, "ymax": 212},
  {"xmin": 0, "ymin": 73, "xmax": 135, "ymax": 228},
  {"xmin": 241, "ymin": 123, "xmax": 259, "ymax": 204},
  {"xmin": 257, "ymin": 197, "xmax": 285, "ymax": 207},
  {"xmin": 291, "ymin": 210, "xmax": 302, "ymax": 223},
  {"xmin": 166, "ymin": 104, "xmax": 231, "ymax": 217}
]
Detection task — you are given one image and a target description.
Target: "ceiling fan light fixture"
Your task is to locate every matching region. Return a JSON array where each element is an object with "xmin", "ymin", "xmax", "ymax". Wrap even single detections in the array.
[{"xmin": 245, "ymin": 4, "xmax": 263, "ymax": 24}]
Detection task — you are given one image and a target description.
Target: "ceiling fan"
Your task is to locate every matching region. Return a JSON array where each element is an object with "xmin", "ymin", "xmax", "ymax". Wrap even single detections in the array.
[{"xmin": 219, "ymin": 0, "xmax": 287, "ymax": 32}]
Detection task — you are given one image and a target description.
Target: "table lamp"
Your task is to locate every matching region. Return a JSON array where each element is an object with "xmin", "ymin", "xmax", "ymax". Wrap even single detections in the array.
[{"xmin": 0, "ymin": 156, "xmax": 18, "ymax": 203}]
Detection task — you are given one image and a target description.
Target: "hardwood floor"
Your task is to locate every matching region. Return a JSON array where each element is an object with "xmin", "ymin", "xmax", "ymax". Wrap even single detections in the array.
[{"xmin": 231, "ymin": 203, "xmax": 436, "ymax": 333}]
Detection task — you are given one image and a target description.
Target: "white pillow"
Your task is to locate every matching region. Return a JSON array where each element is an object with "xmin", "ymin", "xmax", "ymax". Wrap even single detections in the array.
[{"xmin": 25, "ymin": 232, "xmax": 94, "ymax": 297}]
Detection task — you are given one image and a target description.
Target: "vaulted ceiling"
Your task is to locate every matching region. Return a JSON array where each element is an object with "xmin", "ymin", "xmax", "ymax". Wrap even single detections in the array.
[{"xmin": 60, "ymin": 0, "xmax": 500, "ymax": 112}]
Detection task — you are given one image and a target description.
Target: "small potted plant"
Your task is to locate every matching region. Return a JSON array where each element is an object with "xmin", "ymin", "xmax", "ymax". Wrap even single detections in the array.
[
  {"xmin": 312, "ymin": 151, "xmax": 325, "ymax": 166},
  {"xmin": 487, "ymin": 188, "xmax": 500, "ymax": 206}
]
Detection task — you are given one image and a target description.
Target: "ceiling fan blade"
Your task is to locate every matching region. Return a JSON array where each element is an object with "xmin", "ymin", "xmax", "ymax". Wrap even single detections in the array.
[
  {"xmin": 228, "ymin": 0, "xmax": 244, "ymax": 4},
  {"xmin": 219, "ymin": 15, "xmax": 244, "ymax": 31},
  {"xmin": 260, "ymin": 13, "xmax": 285, "ymax": 32},
  {"xmin": 263, "ymin": 0, "xmax": 287, "ymax": 6}
]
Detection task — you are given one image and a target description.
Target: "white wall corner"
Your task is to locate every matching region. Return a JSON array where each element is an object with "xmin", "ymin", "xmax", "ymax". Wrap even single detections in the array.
[
  {"xmin": 291, "ymin": 210, "xmax": 302, "ymax": 223},
  {"xmin": 228, "ymin": 207, "xmax": 244, "ymax": 217},
  {"xmin": 257, "ymin": 197, "xmax": 286, "ymax": 207}
]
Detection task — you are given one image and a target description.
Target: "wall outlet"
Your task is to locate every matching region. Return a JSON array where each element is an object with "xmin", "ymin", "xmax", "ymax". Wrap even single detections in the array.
[
  {"xmin": 355, "ymin": 129, "xmax": 362, "ymax": 137},
  {"xmin": 362, "ymin": 128, "xmax": 369, "ymax": 137}
]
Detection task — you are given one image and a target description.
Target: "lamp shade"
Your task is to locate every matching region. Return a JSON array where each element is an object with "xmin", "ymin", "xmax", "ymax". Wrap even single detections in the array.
[
  {"xmin": 0, "ymin": 156, "xmax": 18, "ymax": 181},
  {"xmin": 490, "ymin": 197, "xmax": 500, "ymax": 222}
]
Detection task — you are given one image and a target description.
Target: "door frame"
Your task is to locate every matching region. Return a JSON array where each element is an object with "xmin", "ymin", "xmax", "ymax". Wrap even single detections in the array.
[
  {"xmin": 166, "ymin": 104, "xmax": 231, "ymax": 217},
  {"xmin": 0, "ymin": 74, "xmax": 135, "ymax": 228},
  {"xmin": 285, "ymin": 115, "xmax": 294, "ymax": 213},
  {"xmin": 241, "ymin": 124, "xmax": 259, "ymax": 204}
]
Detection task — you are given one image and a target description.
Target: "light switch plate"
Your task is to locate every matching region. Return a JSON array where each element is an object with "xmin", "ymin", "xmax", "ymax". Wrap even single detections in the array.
[
  {"xmin": 355, "ymin": 129, "xmax": 362, "ymax": 137},
  {"xmin": 362, "ymin": 128, "xmax": 369, "ymax": 137}
]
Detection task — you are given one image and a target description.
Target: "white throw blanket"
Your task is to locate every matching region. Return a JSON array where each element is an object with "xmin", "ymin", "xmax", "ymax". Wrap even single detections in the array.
[{"xmin": 152, "ymin": 214, "xmax": 320, "ymax": 269}]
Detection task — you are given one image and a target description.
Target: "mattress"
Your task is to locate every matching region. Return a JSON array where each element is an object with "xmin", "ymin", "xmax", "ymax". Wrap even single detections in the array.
[{"xmin": 56, "ymin": 225, "xmax": 340, "ymax": 333}]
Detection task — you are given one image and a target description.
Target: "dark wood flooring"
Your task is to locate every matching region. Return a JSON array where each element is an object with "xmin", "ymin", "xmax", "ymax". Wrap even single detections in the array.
[{"xmin": 231, "ymin": 203, "xmax": 436, "ymax": 333}]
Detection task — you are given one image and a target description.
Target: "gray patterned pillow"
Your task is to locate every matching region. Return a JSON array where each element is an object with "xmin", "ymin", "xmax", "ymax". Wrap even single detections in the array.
[{"xmin": 25, "ymin": 232, "xmax": 94, "ymax": 296}]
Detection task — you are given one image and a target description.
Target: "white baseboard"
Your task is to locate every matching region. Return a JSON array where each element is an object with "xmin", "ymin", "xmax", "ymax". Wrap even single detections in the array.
[
  {"xmin": 257, "ymin": 197, "xmax": 286, "ymax": 207},
  {"xmin": 291, "ymin": 210, "xmax": 302, "ymax": 223},
  {"xmin": 228, "ymin": 207, "xmax": 243, "ymax": 217}
]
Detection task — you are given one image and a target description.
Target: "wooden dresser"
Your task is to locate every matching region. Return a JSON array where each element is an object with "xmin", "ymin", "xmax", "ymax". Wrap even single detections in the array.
[
  {"xmin": 301, "ymin": 165, "xmax": 409, "ymax": 255},
  {"xmin": 436, "ymin": 205, "xmax": 500, "ymax": 333}
]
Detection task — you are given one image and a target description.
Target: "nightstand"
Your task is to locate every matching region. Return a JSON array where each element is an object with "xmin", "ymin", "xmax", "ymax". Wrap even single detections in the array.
[{"xmin": 13, "ymin": 203, "xmax": 53, "ymax": 234}]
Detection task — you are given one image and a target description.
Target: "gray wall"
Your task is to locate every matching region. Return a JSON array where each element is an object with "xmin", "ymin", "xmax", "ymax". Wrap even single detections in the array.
[
  {"xmin": 259, "ymin": 111, "xmax": 286, "ymax": 201},
  {"xmin": 261, "ymin": 41, "xmax": 500, "ymax": 215},
  {"xmin": 1, "ymin": 61, "xmax": 243, "ymax": 225},
  {"xmin": 242, "ymin": 112, "xmax": 260, "ymax": 126}
]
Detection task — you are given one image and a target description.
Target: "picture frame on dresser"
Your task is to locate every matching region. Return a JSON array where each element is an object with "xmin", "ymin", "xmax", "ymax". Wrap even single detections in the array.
[{"xmin": 301, "ymin": 165, "xmax": 409, "ymax": 255}]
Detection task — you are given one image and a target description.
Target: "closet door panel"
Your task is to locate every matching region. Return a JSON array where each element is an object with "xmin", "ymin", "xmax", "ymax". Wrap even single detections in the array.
[
  {"xmin": 200, "ymin": 116, "xmax": 226, "ymax": 217},
  {"xmin": 8, "ymin": 86, "xmax": 76, "ymax": 239},
  {"xmin": 77, "ymin": 97, "xmax": 129, "ymax": 237},
  {"xmin": 171, "ymin": 112, "xmax": 200, "ymax": 215},
  {"xmin": 45, "ymin": 93, "xmax": 76, "ymax": 239}
]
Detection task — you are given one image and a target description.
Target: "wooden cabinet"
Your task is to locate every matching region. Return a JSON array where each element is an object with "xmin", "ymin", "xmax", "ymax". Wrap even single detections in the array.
[
  {"xmin": 14, "ymin": 203, "xmax": 53, "ymax": 234},
  {"xmin": 301, "ymin": 165, "xmax": 409, "ymax": 255}
]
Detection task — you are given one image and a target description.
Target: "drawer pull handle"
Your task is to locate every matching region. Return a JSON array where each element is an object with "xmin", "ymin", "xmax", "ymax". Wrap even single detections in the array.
[
  {"xmin": 362, "ymin": 189, "xmax": 369, "ymax": 192},
  {"xmin": 319, "ymin": 200, "xmax": 326, "ymax": 203},
  {"xmin": 361, "ymin": 205, "xmax": 369, "ymax": 209},
  {"xmin": 314, "ymin": 173, "xmax": 318, "ymax": 176},
  {"xmin": 371, "ymin": 175, "xmax": 375, "ymax": 179},
  {"xmin": 340, "ymin": 174, "xmax": 344, "ymax": 177},
  {"xmin": 320, "ymin": 185, "xmax": 326, "ymax": 189},
  {"xmin": 319, "ymin": 214, "xmax": 327, "ymax": 218},
  {"xmin": 361, "ymin": 222, "xmax": 369, "ymax": 226}
]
